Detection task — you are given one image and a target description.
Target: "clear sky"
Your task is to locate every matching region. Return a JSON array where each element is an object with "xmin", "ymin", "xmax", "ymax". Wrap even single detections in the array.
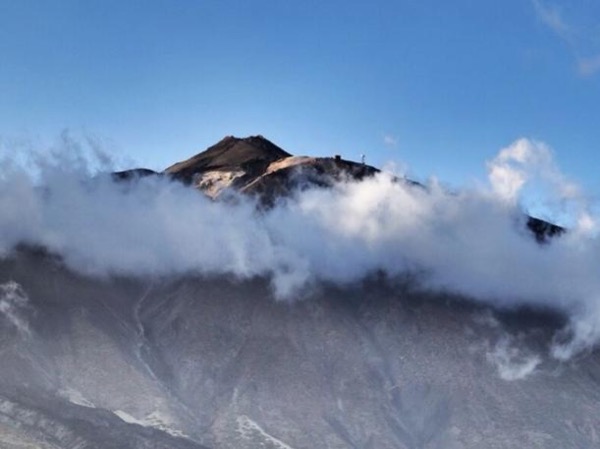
[{"xmin": 1, "ymin": 0, "xmax": 599, "ymax": 193}]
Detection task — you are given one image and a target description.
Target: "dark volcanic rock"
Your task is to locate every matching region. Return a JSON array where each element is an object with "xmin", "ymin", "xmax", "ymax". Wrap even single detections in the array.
[
  {"xmin": 112, "ymin": 168, "xmax": 160, "ymax": 181},
  {"xmin": 526, "ymin": 216, "xmax": 565, "ymax": 242},
  {"xmin": 242, "ymin": 155, "xmax": 381, "ymax": 206},
  {"xmin": 165, "ymin": 135, "xmax": 291, "ymax": 184},
  {"xmin": 162, "ymin": 135, "xmax": 383, "ymax": 201}
]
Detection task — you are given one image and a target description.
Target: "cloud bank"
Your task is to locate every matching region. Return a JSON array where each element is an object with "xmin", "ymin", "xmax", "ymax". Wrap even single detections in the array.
[{"xmin": 0, "ymin": 137, "xmax": 599, "ymax": 358}]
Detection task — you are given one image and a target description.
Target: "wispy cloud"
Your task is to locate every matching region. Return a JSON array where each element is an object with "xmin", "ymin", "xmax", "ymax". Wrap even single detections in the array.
[
  {"xmin": 578, "ymin": 54, "xmax": 600, "ymax": 76},
  {"xmin": 531, "ymin": 0, "xmax": 571, "ymax": 40},
  {"xmin": 383, "ymin": 134, "xmax": 398, "ymax": 147},
  {"xmin": 531, "ymin": 0, "xmax": 600, "ymax": 76}
]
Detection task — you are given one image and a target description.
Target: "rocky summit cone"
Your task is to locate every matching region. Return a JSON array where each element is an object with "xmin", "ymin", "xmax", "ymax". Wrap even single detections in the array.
[
  {"xmin": 164, "ymin": 135, "xmax": 291, "ymax": 184},
  {"xmin": 161, "ymin": 135, "xmax": 379, "ymax": 201}
]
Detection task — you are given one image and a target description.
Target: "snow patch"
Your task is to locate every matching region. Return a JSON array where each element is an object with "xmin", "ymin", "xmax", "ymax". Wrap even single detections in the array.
[
  {"xmin": 113, "ymin": 410, "xmax": 189, "ymax": 438},
  {"xmin": 237, "ymin": 415, "xmax": 296, "ymax": 449},
  {"xmin": 486, "ymin": 336, "xmax": 541, "ymax": 381},
  {"xmin": 59, "ymin": 387, "xmax": 96, "ymax": 408},
  {"xmin": 113, "ymin": 410, "xmax": 142, "ymax": 425},
  {"xmin": 0, "ymin": 281, "xmax": 31, "ymax": 336}
]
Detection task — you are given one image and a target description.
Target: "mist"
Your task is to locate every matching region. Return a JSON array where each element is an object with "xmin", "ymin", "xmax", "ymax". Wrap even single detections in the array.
[{"xmin": 0, "ymin": 136, "xmax": 599, "ymax": 359}]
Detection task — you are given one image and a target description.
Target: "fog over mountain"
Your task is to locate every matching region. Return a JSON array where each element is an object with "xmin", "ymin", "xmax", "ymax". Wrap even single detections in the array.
[{"xmin": 0, "ymin": 135, "xmax": 599, "ymax": 448}]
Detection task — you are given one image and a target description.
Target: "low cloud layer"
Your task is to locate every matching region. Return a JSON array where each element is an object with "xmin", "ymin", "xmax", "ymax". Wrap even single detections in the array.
[{"xmin": 0, "ymin": 137, "xmax": 599, "ymax": 358}]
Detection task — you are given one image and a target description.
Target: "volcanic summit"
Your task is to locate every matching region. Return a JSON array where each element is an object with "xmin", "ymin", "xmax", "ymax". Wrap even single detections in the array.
[{"xmin": 161, "ymin": 135, "xmax": 380, "ymax": 202}]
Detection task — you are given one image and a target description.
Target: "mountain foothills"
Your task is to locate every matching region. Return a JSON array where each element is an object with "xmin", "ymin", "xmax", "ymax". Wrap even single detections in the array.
[{"xmin": 0, "ymin": 136, "xmax": 597, "ymax": 449}]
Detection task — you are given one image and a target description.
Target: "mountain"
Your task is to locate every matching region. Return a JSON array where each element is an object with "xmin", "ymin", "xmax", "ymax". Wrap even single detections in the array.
[
  {"xmin": 162, "ymin": 135, "xmax": 379, "ymax": 203},
  {"xmin": 165, "ymin": 135, "xmax": 291, "ymax": 181},
  {"xmin": 126, "ymin": 135, "xmax": 563, "ymax": 240},
  {"xmin": 1, "ymin": 135, "xmax": 591, "ymax": 449}
]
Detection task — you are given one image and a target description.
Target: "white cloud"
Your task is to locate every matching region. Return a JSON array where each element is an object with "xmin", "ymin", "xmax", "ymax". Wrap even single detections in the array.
[
  {"xmin": 486, "ymin": 336, "xmax": 541, "ymax": 381},
  {"xmin": 0, "ymin": 281, "xmax": 31, "ymax": 336},
  {"xmin": 487, "ymin": 138, "xmax": 556, "ymax": 204},
  {"xmin": 1, "ymin": 137, "xmax": 600, "ymax": 358},
  {"xmin": 383, "ymin": 135, "xmax": 398, "ymax": 147},
  {"xmin": 487, "ymin": 138, "xmax": 586, "ymax": 226}
]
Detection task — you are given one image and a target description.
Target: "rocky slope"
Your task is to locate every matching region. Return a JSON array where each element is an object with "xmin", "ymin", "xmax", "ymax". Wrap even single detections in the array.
[{"xmin": 0, "ymin": 247, "xmax": 598, "ymax": 449}]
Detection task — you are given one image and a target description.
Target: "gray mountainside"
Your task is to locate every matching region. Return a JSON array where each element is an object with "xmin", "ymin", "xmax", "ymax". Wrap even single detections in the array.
[{"xmin": 0, "ymin": 137, "xmax": 595, "ymax": 449}]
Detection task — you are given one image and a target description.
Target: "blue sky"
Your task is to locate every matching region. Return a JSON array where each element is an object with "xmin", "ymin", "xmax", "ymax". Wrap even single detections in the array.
[{"xmin": 1, "ymin": 0, "xmax": 599, "ymax": 194}]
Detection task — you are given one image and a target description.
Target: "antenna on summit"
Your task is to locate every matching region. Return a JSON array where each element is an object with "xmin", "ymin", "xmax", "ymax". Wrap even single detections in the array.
[{"xmin": 361, "ymin": 154, "xmax": 366, "ymax": 165}]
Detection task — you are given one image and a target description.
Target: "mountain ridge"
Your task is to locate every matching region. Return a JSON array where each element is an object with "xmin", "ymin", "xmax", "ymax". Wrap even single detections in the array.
[{"xmin": 115, "ymin": 134, "xmax": 564, "ymax": 241}]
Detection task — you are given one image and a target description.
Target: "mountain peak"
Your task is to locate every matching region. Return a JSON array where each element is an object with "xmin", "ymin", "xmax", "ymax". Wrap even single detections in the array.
[{"xmin": 164, "ymin": 135, "xmax": 291, "ymax": 183}]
